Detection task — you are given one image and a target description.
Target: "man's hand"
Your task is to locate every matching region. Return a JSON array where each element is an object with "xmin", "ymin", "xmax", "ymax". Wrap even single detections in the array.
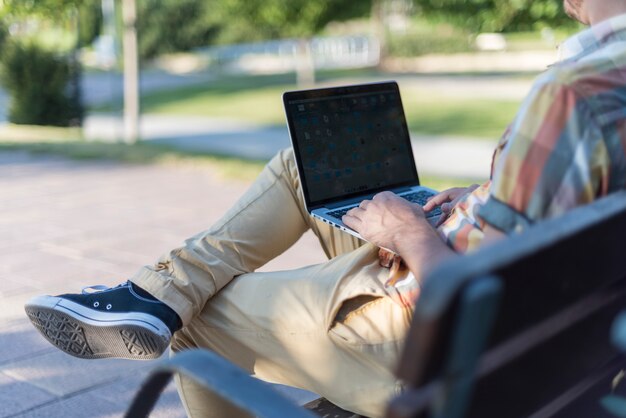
[
  {"xmin": 343, "ymin": 191, "xmax": 456, "ymax": 283},
  {"xmin": 342, "ymin": 191, "xmax": 426, "ymax": 253},
  {"xmin": 423, "ymin": 185, "xmax": 479, "ymax": 226}
]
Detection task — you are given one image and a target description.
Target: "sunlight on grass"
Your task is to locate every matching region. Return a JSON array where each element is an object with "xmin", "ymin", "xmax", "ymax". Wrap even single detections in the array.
[
  {"xmin": 0, "ymin": 124, "xmax": 83, "ymax": 142},
  {"xmin": 420, "ymin": 175, "xmax": 479, "ymax": 191},
  {"xmin": 402, "ymin": 93, "xmax": 519, "ymax": 139},
  {"xmin": 125, "ymin": 73, "xmax": 521, "ymax": 139},
  {"xmin": 143, "ymin": 85, "xmax": 289, "ymax": 125},
  {"xmin": 0, "ymin": 130, "xmax": 266, "ymax": 181}
]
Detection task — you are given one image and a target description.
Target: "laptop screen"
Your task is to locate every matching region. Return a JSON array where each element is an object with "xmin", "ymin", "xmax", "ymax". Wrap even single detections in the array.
[{"xmin": 283, "ymin": 82, "xmax": 419, "ymax": 208}]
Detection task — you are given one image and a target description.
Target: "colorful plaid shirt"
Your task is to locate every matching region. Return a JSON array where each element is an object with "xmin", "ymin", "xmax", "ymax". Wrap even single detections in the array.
[
  {"xmin": 389, "ymin": 15, "xmax": 626, "ymax": 307},
  {"xmin": 441, "ymin": 14, "xmax": 626, "ymax": 252}
]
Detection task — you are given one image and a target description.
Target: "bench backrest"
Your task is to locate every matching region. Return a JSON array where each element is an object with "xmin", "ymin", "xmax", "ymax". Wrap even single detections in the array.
[{"xmin": 387, "ymin": 191, "xmax": 626, "ymax": 418}]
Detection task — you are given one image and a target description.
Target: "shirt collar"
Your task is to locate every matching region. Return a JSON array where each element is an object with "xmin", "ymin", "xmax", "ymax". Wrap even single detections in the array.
[{"xmin": 557, "ymin": 13, "xmax": 626, "ymax": 62}]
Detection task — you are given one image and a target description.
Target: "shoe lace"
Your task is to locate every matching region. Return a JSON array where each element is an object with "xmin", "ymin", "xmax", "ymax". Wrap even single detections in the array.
[{"xmin": 81, "ymin": 281, "xmax": 128, "ymax": 295}]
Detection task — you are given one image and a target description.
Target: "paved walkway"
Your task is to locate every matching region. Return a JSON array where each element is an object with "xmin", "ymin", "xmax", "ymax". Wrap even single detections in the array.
[{"xmin": 0, "ymin": 151, "xmax": 324, "ymax": 417}]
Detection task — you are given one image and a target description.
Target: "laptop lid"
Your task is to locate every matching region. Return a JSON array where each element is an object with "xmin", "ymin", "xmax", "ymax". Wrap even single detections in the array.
[{"xmin": 283, "ymin": 81, "xmax": 421, "ymax": 210}]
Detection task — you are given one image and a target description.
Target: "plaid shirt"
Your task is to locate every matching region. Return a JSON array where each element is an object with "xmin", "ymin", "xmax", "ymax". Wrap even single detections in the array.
[
  {"xmin": 389, "ymin": 15, "xmax": 626, "ymax": 307},
  {"xmin": 440, "ymin": 14, "xmax": 626, "ymax": 252}
]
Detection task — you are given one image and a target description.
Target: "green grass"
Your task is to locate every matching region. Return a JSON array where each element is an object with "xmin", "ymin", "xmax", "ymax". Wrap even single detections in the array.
[
  {"xmin": 0, "ymin": 125, "xmax": 266, "ymax": 181},
  {"xmin": 420, "ymin": 175, "xmax": 478, "ymax": 191},
  {"xmin": 141, "ymin": 82, "xmax": 289, "ymax": 125},
  {"xmin": 104, "ymin": 70, "xmax": 381, "ymax": 126},
  {"xmin": 402, "ymin": 93, "xmax": 519, "ymax": 139},
  {"xmin": 100, "ymin": 72, "xmax": 521, "ymax": 139}
]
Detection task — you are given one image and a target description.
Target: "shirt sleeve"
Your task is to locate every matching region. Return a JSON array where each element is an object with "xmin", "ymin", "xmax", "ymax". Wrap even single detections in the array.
[{"xmin": 478, "ymin": 77, "xmax": 608, "ymax": 234}]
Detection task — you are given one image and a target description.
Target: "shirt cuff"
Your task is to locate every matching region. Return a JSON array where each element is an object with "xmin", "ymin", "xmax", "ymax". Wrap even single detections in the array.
[{"xmin": 478, "ymin": 197, "xmax": 533, "ymax": 234}]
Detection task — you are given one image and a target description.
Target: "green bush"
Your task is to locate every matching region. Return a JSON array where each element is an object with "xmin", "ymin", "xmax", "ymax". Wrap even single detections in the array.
[{"xmin": 0, "ymin": 41, "xmax": 84, "ymax": 126}]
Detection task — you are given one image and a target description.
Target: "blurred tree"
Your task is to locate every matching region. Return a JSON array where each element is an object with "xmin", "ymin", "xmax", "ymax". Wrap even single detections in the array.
[
  {"xmin": 136, "ymin": 0, "xmax": 219, "ymax": 60},
  {"xmin": 213, "ymin": 0, "xmax": 372, "ymax": 86},
  {"xmin": 413, "ymin": 0, "xmax": 574, "ymax": 32},
  {"xmin": 0, "ymin": 0, "xmax": 81, "ymax": 18},
  {"xmin": 214, "ymin": 0, "xmax": 371, "ymax": 42},
  {"xmin": 1, "ymin": 0, "xmax": 102, "ymax": 47}
]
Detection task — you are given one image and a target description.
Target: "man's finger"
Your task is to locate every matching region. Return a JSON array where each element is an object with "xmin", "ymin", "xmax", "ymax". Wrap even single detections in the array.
[
  {"xmin": 342, "ymin": 214, "xmax": 362, "ymax": 230},
  {"xmin": 346, "ymin": 206, "xmax": 365, "ymax": 217},
  {"xmin": 423, "ymin": 192, "xmax": 452, "ymax": 211},
  {"xmin": 373, "ymin": 191, "xmax": 395, "ymax": 201}
]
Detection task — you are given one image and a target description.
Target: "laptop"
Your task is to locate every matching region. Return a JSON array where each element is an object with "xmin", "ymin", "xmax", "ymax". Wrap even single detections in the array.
[{"xmin": 283, "ymin": 81, "xmax": 441, "ymax": 241}]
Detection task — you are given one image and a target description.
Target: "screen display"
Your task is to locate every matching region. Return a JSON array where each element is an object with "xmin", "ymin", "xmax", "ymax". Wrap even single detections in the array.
[{"xmin": 285, "ymin": 83, "xmax": 418, "ymax": 206}]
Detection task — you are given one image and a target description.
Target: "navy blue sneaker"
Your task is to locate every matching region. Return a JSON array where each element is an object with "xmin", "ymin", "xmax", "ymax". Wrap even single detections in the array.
[{"xmin": 24, "ymin": 281, "xmax": 182, "ymax": 360}]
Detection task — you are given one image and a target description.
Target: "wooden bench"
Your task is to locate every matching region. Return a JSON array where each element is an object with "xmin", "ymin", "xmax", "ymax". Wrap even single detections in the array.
[{"xmin": 125, "ymin": 191, "xmax": 626, "ymax": 418}]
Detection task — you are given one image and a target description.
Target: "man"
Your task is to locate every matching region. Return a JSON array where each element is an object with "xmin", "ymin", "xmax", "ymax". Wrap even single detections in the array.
[{"xmin": 25, "ymin": 1, "xmax": 626, "ymax": 416}]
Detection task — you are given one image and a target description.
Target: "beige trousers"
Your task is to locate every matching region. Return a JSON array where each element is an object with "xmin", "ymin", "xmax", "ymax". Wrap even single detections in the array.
[{"xmin": 130, "ymin": 149, "xmax": 413, "ymax": 418}]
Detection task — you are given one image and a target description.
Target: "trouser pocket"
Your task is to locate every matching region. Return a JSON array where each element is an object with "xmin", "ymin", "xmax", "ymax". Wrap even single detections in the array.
[{"xmin": 329, "ymin": 294, "xmax": 411, "ymax": 347}]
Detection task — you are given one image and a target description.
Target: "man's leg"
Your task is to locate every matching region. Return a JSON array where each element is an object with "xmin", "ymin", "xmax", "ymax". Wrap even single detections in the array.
[
  {"xmin": 25, "ymin": 148, "xmax": 365, "ymax": 359},
  {"xmin": 129, "ymin": 147, "xmax": 364, "ymax": 325},
  {"xmin": 171, "ymin": 244, "xmax": 411, "ymax": 418}
]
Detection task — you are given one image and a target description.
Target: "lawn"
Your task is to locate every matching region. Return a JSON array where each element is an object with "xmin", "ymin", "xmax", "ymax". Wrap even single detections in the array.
[
  {"xmin": 401, "ymin": 94, "xmax": 519, "ymax": 139},
  {"xmin": 0, "ymin": 125, "xmax": 266, "ymax": 181},
  {"xmin": 128, "ymin": 72, "xmax": 521, "ymax": 139},
  {"xmin": 0, "ymin": 125, "xmax": 473, "ymax": 188}
]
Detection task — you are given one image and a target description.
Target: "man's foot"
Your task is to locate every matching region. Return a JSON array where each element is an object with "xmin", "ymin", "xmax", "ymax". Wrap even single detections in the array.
[{"xmin": 24, "ymin": 281, "xmax": 182, "ymax": 360}]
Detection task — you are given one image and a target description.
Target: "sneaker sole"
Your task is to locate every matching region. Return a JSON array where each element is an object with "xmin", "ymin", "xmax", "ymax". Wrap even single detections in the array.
[{"xmin": 25, "ymin": 296, "xmax": 171, "ymax": 360}]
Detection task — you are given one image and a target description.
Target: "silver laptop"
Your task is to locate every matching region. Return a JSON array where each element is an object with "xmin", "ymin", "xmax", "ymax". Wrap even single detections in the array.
[{"xmin": 283, "ymin": 81, "xmax": 441, "ymax": 241}]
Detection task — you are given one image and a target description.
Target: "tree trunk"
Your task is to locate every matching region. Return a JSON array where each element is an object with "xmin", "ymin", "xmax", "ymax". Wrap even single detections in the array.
[
  {"xmin": 295, "ymin": 38, "xmax": 315, "ymax": 88},
  {"xmin": 122, "ymin": 0, "xmax": 139, "ymax": 144},
  {"xmin": 371, "ymin": 0, "xmax": 387, "ymax": 66},
  {"xmin": 70, "ymin": 6, "xmax": 84, "ymax": 127}
]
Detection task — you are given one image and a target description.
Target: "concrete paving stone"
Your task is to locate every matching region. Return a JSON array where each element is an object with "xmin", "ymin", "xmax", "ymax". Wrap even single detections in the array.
[
  {"xmin": 6, "ymin": 263, "xmax": 122, "ymax": 296},
  {"xmin": 0, "ymin": 259, "xmax": 138, "ymax": 295},
  {"xmin": 0, "ymin": 320, "xmax": 56, "ymax": 367},
  {"xmin": 89, "ymin": 366, "xmax": 186, "ymax": 418},
  {"xmin": 1, "ymin": 350, "xmax": 153, "ymax": 397},
  {"xmin": 91, "ymin": 236, "xmax": 184, "ymax": 260},
  {"xmin": 15, "ymin": 391, "xmax": 126, "ymax": 418},
  {"xmin": 62, "ymin": 246, "xmax": 156, "ymax": 273},
  {"xmin": 0, "ymin": 294, "xmax": 33, "ymax": 327},
  {"xmin": 0, "ymin": 250, "xmax": 82, "ymax": 277},
  {"xmin": 39, "ymin": 257, "xmax": 137, "ymax": 283},
  {"xmin": 0, "ymin": 224, "xmax": 80, "ymax": 251},
  {"xmin": 0, "ymin": 372, "xmax": 57, "ymax": 418},
  {"xmin": 0, "ymin": 275, "xmax": 40, "ymax": 298}
]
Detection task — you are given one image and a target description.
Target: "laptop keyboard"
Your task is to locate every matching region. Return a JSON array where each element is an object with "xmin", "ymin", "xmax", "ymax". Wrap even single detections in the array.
[{"xmin": 327, "ymin": 191, "xmax": 442, "ymax": 220}]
